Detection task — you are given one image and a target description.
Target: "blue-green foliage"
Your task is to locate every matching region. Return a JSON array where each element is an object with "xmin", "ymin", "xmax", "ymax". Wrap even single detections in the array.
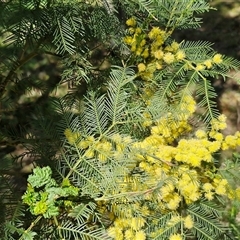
[{"xmin": 27, "ymin": 166, "xmax": 56, "ymax": 188}]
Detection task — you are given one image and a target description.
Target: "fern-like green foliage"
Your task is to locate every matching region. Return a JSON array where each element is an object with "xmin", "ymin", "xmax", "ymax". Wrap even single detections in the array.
[
  {"xmin": 1, "ymin": 0, "xmax": 240, "ymax": 239},
  {"xmin": 187, "ymin": 201, "xmax": 230, "ymax": 240},
  {"xmin": 56, "ymin": 66, "xmax": 140, "ymax": 196}
]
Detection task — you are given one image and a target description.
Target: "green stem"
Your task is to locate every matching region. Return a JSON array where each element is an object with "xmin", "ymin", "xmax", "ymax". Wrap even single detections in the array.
[
  {"xmin": 183, "ymin": 59, "xmax": 215, "ymax": 121},
  {"xmin": 53, "ymin": 216, "xmax": 64, "ymax": 239},
  {"xmin": 19, "ymin": 215, "xmax": 42, "ymax": 240}
]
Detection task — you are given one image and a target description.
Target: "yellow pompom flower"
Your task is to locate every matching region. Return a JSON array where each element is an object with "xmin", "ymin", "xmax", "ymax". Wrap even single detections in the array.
[
  {"xmin": 77, "ymin": 140, "xmax": 89, "ymax": 149},
  {"xmin": 135, "ymin": 27, "xmax": 142, "ymax": 34},
  {"xmin": 146, "ymin": 63, "xmax": 156, "ymax": 73},
  {"xmin": 134, "ymin": 230, "xmax": 146, "ymax": 240},
  {"xmin": 175, "ymin": 50, "xmax": 186, "ymax": 61},
  {"xmin": 205, "ymin": 192, "xmax": 214, "ymax": 200},
  {"xmin": 203, "ymin": 183, "xmax": 214, "ymax": 192},
  {"xmin": 148, "ymin": 26, "xmax": 162, "ymax": 39},
  {"xmin": 138, "ymin": 63, "xmax": 146, "ymax": 72},
  {"xmin": 167, "ymin": 193, "xmax": 181, "ymax": 210},
  {"xmin": 204, "ymin": 59, "xmax": 213, "ymax": 69},
  {"xmin": 189, "ymin": 191, "xmax": 201, "ymax": 202},
  {"xmin": 155, "ymin": 35, "xmax": 165, "ymax": 46},
  {"xmin": 108, "ymin": 226, "xmax": 124, "ymax": 240},
  {"xmin": 124, "ymin": 229, "xmax": 134, "ymax": 240},
  {"xmin": 111, "ymin": 133, "xmax": 122, "ymax": 143},
  {"xmin": 196, "ymin": 64, "xmax": 205, "ymax": 71},
  {"xmin": 208, "ymin": 141, "xmax": 221, "ymax": 152},
  {"xmin": 142, "ymin": 48, "xmax": 149, "ymax": 58},
  {"xmin": 126, "ymin": 17, "xmax": 136, "ymax": 27},
  {"xmin": 224, "ymin": 135, "xmax": 237, "ymax": 148},
  {"xmin": 209, "ymin": 132, "xmax": 223, "ymax": 141},
  {"xmin": 165, "ymin": 45, "xmax": 173, "ymax": 52},
  {"xmin": 141, "ymin": 205, "xmax": 150, "ymax": 216},
  {"xmin": 64, "ymin": 128, "xmax": 72, "ymax": 138},
  {"xmin": 85, "ymin": 148, "xmax": 95, "ymax": 158},
  {"xmin": 213, "ymin": 178, "xmax": 228, "ymax": 195},
  {"xmin": 184, "ymin": 215, "xmax": 194, "ymax": 229},
  {"xmin": 189, "ymin": 154, "xmax": 202, "ymax": 167},
  {"xmin": 130, "ymin": 217, "xmax": 145, "ymax": 230},
  {"xmin": 154, "ymin": 49, "xmax": 164, "ymax": 59},
  {"xmin": 213, "ymin": 53, "xmax": 223, "ymax": 64},
  {"xmin": 64, "ymin": 128, "xmax": 80, "ymax": 144},
  {"xmin": 131, "ymin": 43, "xmax": 137, "ymax": 52},
  {"xmin": 169, "ymin": 233, "xmax": 182, "ymax": 240},
  {"xmin": 156, "ymin": 61, "xmax": 163, "ymax": 70},
  {"xmin": 98, "ymin": 153, "xmax": 107, "ymax": 162},
  {"xmin": 215, "ymin": 185, "xmax": 227, "ymax": 195},
  {"xmin": 141, "ymin": 71, "xmax": 154, "ymax": 81},
  {"xmin": 136, "ymin": 47, "xmax": 143, "ymax": 56},
  {"xmin": 122, "ymin": 136, "xmax": 132, "ymax": 144},
  {"xmin": 101, "ymin": 141, "xmax": 112, "ymax": 152},
  {"xmin": 151, "ymin": 43, "xmax": 159, "ymax": 55},
  {"xmin": 163, "ymin": 52, "xmax": 175, "ymax": 64},
  {"xmin": 123, "ymin": 36, "xmax": 133, "ymax": 45},
  {"xmin": 160, "ymin": 184, "xmax": 175, "ymax": 198},
  {"xmin": 64, "ymin": 128, "xmax": 75, "ymax": 144},
  {"xmin": 211, "ymin": 116, "xmax": 227, "ymax": 131},
  {"xmin": 140, "ymin": 39, "xmax": 146, "ymax": 47},
  {"xmin": 218, "ymin": 114, "xmax": 227, "ymax": 122},
  {"xmin": 171, "ymin": 41, "xmax": 180, "ymax": 51},
  {"xmin": 86, "ymin": 135, "xmax": 95, "ymax": 143},
  {"xmin": 114, "ymin": 218, "xmax": 129, "ymax": 228},
  {"xmin": 195, "ymin": 129, "xmax": 207, "ymax": 139}
]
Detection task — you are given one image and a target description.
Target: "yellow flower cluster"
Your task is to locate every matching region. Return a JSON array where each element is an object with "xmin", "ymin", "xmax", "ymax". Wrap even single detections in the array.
[
  {"xmin": 64, "ymin": 128, "xmax": 81, "ymax": 144},
  {"xmin": 73, "ymin": 114, "xmax": 240, "ymax": 240},
  {"xmin": 127, "ymin": 100, "xmax": 239, "ymax": 213},
  {"xmin": 108, "ymin": 216, "xmax": 146, "ymax": 240},
  {"xmin": 184, "ymin": 215, "xmax": 194, "ymax": 229},
  {"xmin": 169, "ymin": 234, "xmax": 182, "ymax": 240},
  {"xmin": 64, "ymin": 130, "xmax": 133, "ymax": 162},
  {"xmin": 123, "ymin": 17, "xmax": 226, "ymax": 125},
  {"xmin": 65, "ymin": 98, "xmax": 240, "ymax": 240},
  {"xmin": 147, "ymin": 95, "xmax": 195, "ymax": 144},
  {"xmin": 191, "ymin": 53, "xmax": 223, "ymax": 71},
  {"xmin": 221, "ymin": 131, "xmax": 240, "ymax": 150},
  {"xmin": 140, "ymin": 89, "xmax": 196, "ymax": 130},
  {"xmin": 123, "ymin": 18, "xmax": 186, "ymax": 81},
  {"xmin": 205, "ymin": 115, "xmax": 240, "ymax": 151},
  {"xmin": 175, "ymin": 138, "xmax": 213, "ymax": 167}
]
